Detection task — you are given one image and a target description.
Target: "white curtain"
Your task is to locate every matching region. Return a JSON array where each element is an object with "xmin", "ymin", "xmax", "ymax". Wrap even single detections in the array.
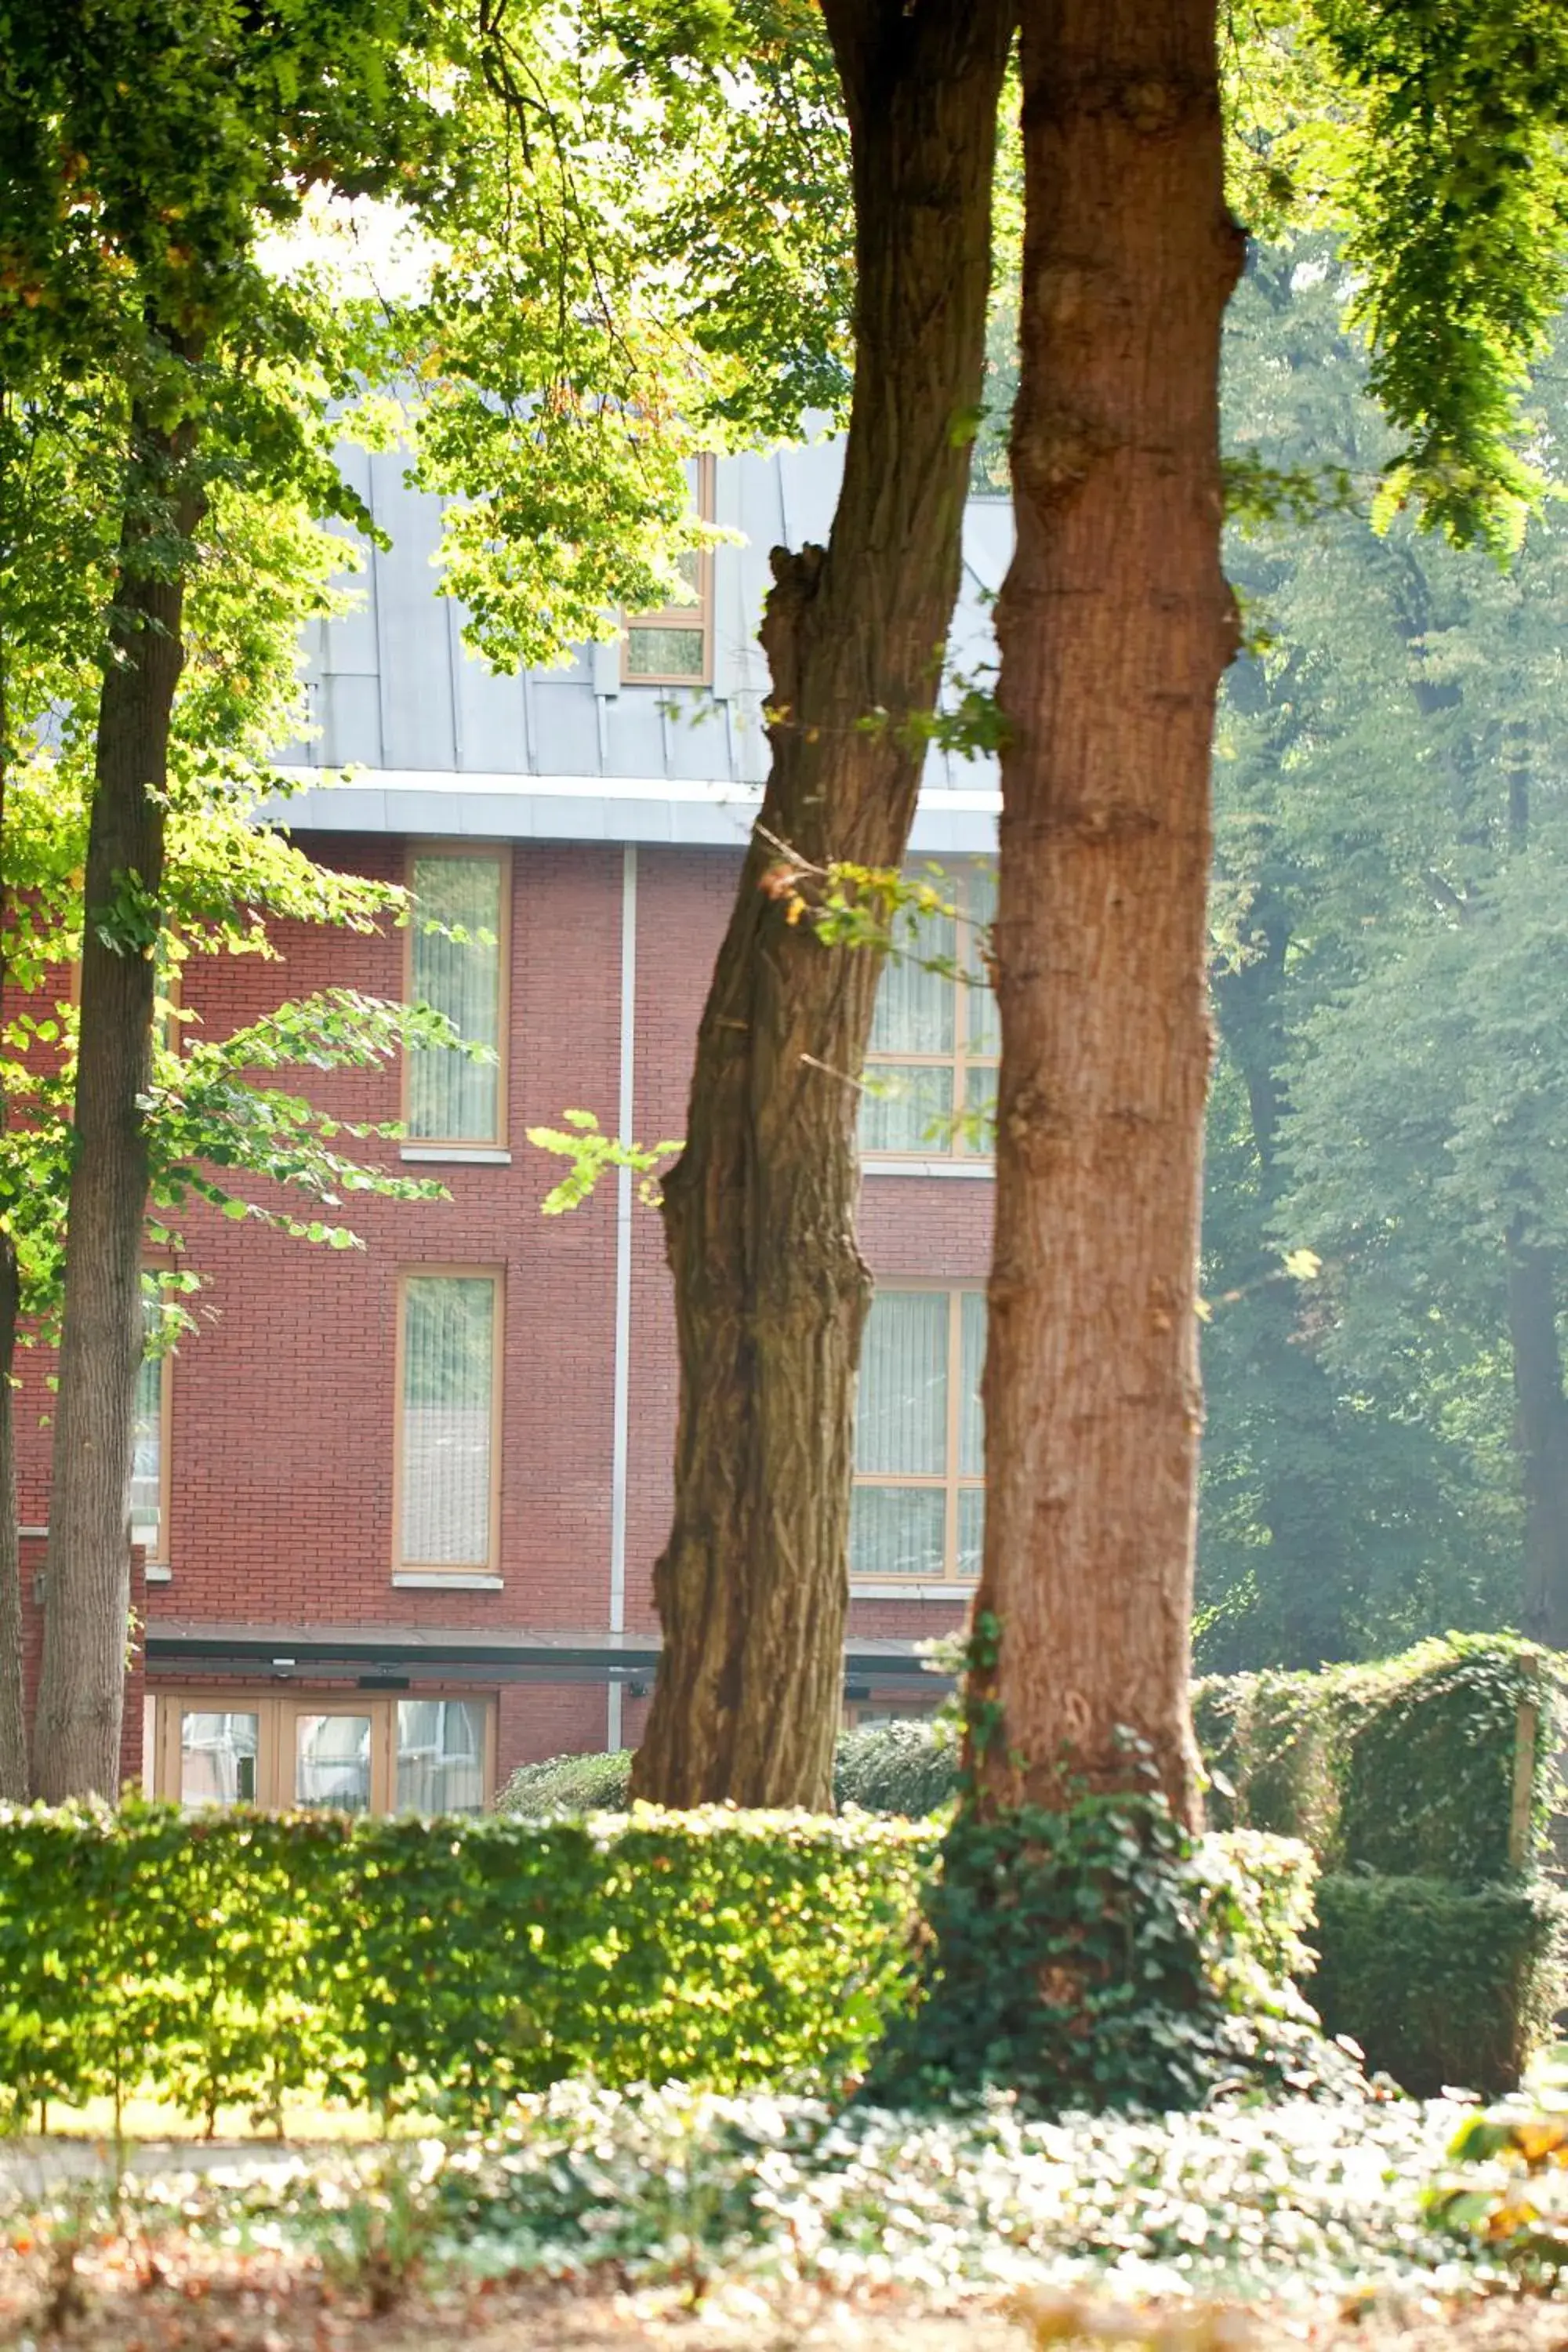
[
  {"xmin": 401, "ymin": 1276, "xmax": 496, "ymax": 1566},
  {"xmin": 961, "ymin": 863, "xmax": 1000, "ymax": 1059},
  {"xmin": 856, "ymin": 1290, "xmax": 948, "ymax": 1474},
  {"xmin": 295, "ymin": 1713, "xmax": 371, "ymax": 1811},
  {"xmin": 869, "ymin": 899, "xmax": 955, "ymax": 1056},
  {"xmin": 859, "ymin": 1060, "xmax": 954, "ymax": 1155},
  {"xmin": 409, "ymin": 855, "xmax": 503, "ymax": 1141},
  {"xmin": 850, "ymin": 1484, "xmax": 946, "ymax": 1581},
  {"xmin": 397, "ymin": 1698, "xmax": 486, "ymax": 1814},
  {"xmin": 130, "ymin": 1345, "xmax": 162, "ymax": 1551},
  {"xmin": 180, "ymin": 1711, "xmax": 257, "ymax": 1808}
]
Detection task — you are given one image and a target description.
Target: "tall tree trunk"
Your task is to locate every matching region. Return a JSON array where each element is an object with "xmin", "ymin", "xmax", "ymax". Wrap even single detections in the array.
[
  {"xmin": 1505, "ymin": 1219, "xmax": 1568, "ymax": 1650},
  {"xmin": 33, "ymin": 409, "xmax": 197, "ymax": 1802},
  {"xmin": 973, "ymin": 0, "xmax": 1242, "ymax": 1828},
  {"xmin": 631, "ymin": 0, "xmax": 1014, "ymax": 1809},
  {"xmin": 0, "ymin": 1239, "xmax": 24, "ymax": 1802},
  {"xmin": 0, "ymin": 673, "xmax": 27, "ymax": 1800}
]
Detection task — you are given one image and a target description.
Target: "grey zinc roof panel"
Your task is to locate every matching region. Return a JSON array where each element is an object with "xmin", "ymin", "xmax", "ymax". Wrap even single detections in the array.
[
  {"xmin": 452, "ymin": 626, "xmax": 529, "ymax": 774},
  {"xmin": 284, "ymin": 434, "xmax": 1007, "ymax": 830},
  {"xmin": 528, "ymin": 681, "xmax": 601, "ymax": 778},
  {"xmin": 321, "ymin": 672, "xmax": 383, "ymax": 767},
  {"xmin": 602, "ymin": 691, "xmax": 670, "ymax": 781},
  {"xmin": 369, "ymin": 452, "xmax": 456, "ymax": 771}
]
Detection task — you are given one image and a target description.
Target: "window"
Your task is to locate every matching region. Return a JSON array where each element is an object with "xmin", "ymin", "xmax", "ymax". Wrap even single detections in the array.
[
  {"xmin": 860, "ymin": 862, "xmax": 997, "ymax": 1159},
  {"xmin": 405, "ymin": 847, "xmax": 509, "ymax": 1146},
  {"xmin": 131, "ymin": 1294, "xmax": 171, "ymax": 1565},
  {"xmin": 851, "ymin": 1287, "xmax": 985, "ymax": 1584},
  {"xmin": 151, "ymin": 1693, "xmax": 494, "ymax": 1814},
  {"xmin": 395, "ymin": 1269, "xmax": 502, "ymax": 1573},
  {"xmin": 622, "ymin": 456, "xmax": 715, "ymax": 686}
]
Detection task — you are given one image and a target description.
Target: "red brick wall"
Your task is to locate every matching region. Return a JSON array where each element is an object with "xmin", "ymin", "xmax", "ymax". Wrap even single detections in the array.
[{"xmin": 9, "ymin": 833, "xmax": 993, "ymax": 1767}]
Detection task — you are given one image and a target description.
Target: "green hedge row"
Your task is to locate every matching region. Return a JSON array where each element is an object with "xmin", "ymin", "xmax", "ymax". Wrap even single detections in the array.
[
  {"xmin": 1194, "ymin": 1633, "xmax": 1561, "ymax": 1887},
  {"xmin": 498, "ymin": 1721, "xmax": 960, "ymax": 1824},
  {"xmin": 1311, "ymin": 1874, "xmax": 1566, "ymax": 2097},
  {"xmin": 0, "ymin": 1801, "xmax": 933, "ymax": 2126},
  {"xmin": 0, "ymin": 1799, "xmax": 1319, "ymax": 2128}
]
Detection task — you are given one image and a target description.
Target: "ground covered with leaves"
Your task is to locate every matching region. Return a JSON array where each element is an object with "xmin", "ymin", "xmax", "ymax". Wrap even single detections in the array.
[{"xmin": 4, "ymin": 2087, "xmax": 1566, "ymax": 2349}]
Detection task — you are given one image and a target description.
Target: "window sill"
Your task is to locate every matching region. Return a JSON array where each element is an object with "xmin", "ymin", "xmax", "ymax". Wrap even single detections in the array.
[
  {"xmin": 392, "ymin": 1571, "xmax": 504, "ymax": 1591},
  {"xmin": 400, "ymin": 1147, "xmax": 511, "ymax": 1166},
  {"xmin": 145, "ymin": 1564, "xmax": 173, "ymax": 1584},
  {"xmin": 861, "ymin": 1159, "xmax": 993, "ymax": 1180},
  {"xmin": 848, "ymin": 1581, "xmax": 977, "ymax": 1602}
]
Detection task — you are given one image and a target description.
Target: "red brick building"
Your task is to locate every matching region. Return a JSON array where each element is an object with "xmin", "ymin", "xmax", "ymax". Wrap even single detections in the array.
[{"xmin": 14, "ymin": 442, "xmax": 1006, "ymax": 1812}]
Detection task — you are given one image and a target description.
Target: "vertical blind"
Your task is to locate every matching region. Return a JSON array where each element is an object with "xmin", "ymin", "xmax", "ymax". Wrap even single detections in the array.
[
  {"xmin": 400, "ymin": 1275, "xmax": 497, "ymax": 1566},
  {"xmin": 131, "ymin": 1305, "xmax": 163, "ymax": 1555},
  {"xmin": 861, "ymin": 866, "xmax": 996, "ymax": 1156},
  {"xmin": 855, "ymin": 1290, "xmax": 948, "ymax": 1475},
  {"xmin": 409, "ymin": 855, "xmax": 503, "ymax": 1141},
  {"xmin": 851, "ymin": 1287, "xmax": 986, "ymax": 1582}
]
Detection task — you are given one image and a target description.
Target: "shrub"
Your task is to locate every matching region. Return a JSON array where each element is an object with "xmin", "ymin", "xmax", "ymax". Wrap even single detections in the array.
[
  {"xmin": 0, "ymin": 1797, "xmax": 1328, "ymax": 2127},
  {"xmin": 0, "ymin": 1801, "xmax": 935, "ymax": 2125},
  {"xmin": 1310, "ymin": 1872, "xmax": 1565, "ymax": 2097},
  {"xmin": 833, "ymin": 1720, "xmax": 958, "ymax": 1816},
  {"xmin": 498, "ymin": 1748, "xmax": 633, "ymax": 1816},
  {"xmin": 498, "ymin": 1726, "xmax": 960, "ymax": 1821},
  {"xmin": 1195, "ymin": 1634, "xmax": 1562, "ymax": 1886}
]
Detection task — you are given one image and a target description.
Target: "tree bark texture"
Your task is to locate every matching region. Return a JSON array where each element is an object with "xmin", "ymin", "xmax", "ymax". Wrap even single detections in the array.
[
  {"xmin": 0, "ymin": 1234, "xmax": 25, "ymax": 1802},
  {"xmin": 974, "ymin": 0, "xmax": 1243, "ymax": 1829},
  {"xmin": 0, "ymin": 671, "xmax": 27, "ymax": 1801},
  {"xmin": 630, "ymin": 0, "xmax": 1014, "ymax": 1809},
  {"xmin": 1505, "ymin": 1221, "xmax": 1568, "ymax": 1650},
  {"xmin": 33, "ymin": 412, "xmax": 198, "ymax": 1802}
]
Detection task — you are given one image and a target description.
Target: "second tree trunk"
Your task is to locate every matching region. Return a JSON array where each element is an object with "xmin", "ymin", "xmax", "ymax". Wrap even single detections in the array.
[
  {"xmin": 631, "ymin": 0, "xmax": 1014, "ymax": 1809},
  {"xmin": 974, "ymin": 0, "xmax": 1243, "ymax": 1829}
]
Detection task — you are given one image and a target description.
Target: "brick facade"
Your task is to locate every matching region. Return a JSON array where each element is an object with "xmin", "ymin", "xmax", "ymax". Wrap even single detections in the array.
[{"xmin": 11, "ymin": 833, "xmax": 991, "ymax": 1798}]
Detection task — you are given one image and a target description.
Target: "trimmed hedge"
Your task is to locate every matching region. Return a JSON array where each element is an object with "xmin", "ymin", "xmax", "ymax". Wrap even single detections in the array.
[
  {"xmin": 0, "ymin": 1798, "xmax": 1320, "ymax": 2128},
  {"xmin": 1311, "ymin": 1874, "xmax": 1566, "ymax": 2098},
  {"xmin": 1194, "ymin": 1633, "xmax": 1561, "ymax": 1886},
  {"xmin": 0, "ymin": 1801, "xmax": 934, "ymax": 2126},
  {"xmin": 499, "ymin": 1726, "xmax": 963, "ymax": 1822},
  {"xmin": 1196, "ymin": 1635, "xmax": 1566, "ymax": 2093}
]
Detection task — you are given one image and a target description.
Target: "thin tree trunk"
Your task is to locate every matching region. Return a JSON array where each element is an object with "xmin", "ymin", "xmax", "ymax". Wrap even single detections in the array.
[
  {"xmin": 0, "ymin": 663, "xmax": 27, "ymax": 1799},
  {"xmin": 631, "ymin": 0, "xmax": 1014, "ymax": 1809},
  {"xmin": 33, "ymin": 408, "xmax": 198, "ymax": 1802},
  {"xmin": 1505, "ymin": 1220, "xmax": 1568, "ymax": 1650},
  {"xmin": 973, "ymin": 0, "xmax": 1243, "ymax": 1828}
]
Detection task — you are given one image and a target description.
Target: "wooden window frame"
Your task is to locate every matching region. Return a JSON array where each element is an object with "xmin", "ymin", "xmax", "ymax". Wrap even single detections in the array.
[
  {"xmin": 620, "ymin": 454, "xmax": 716, "ymax": 688},
  {"xmin": 149, "ymin": 1689, "xmax": 497, "ymax": 1813},
  {"xmin": 861, "ymin": 861, "xmax": 997, "ymax": 1163},
  {"xmin": 392, "ymin": 1265, "xmax": 505, "ymax": 1577},
  {"xmin": 401, "ymin": 842, "xmax": 512, "ymax": 1151},
  {"xmin": 851, "ymin": 1280, "xmax": 984, "ymax": 1588}
]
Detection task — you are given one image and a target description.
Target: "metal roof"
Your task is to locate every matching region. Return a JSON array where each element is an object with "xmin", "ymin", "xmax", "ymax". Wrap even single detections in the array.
[{"xmin": 265, "ymin": 438, "xmax": 1008, "ymax": 851}]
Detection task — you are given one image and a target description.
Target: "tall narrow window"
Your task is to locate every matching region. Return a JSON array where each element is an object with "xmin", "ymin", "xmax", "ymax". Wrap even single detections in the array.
[
  {"xmin": 131, "ymin": 1296, "xmax": 170, "ymax": 1564},
  {"xmin": 861, "ymin": 862, "xmax": 997, "ymax": 1159},
  {"xmin": 851, "ymin": 1287, "xmax": 985, "ymax": 1584},
  {"xmin": 406, "ymin": 848, "xmax": 508, "ymax": 1145},
  {"xmin": 397, "ymin": 1271, "xmax": 501, "ymax": 1571},
  {"xmin": 622, "ymin": 456, "xmax": 715, "ymax": 686}
]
